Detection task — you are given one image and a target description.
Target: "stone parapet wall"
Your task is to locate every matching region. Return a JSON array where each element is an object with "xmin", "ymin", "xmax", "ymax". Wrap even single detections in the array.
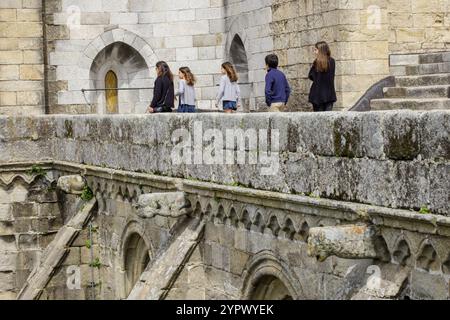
[
  {"xmin": 0, "ymin": 111, "xmax": 448, "ymax": 215},
  {"xmin": 0, "ymin": 0, "xmax": 45, "ymax": 116}
]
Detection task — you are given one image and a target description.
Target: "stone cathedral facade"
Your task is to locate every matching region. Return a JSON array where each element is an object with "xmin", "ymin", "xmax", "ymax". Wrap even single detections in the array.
[{"xmin": 1, "ymin": 0, "xmax": 449, "ymax": 115}]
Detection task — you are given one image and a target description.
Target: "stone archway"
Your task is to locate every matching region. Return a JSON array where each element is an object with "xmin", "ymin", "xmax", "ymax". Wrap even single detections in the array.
[
  {"xmin": 89, "ymin": 41, "xmax": 151, "ymax": 114},
  {"xmin": 123, "ymin": 232, "xmax": 150, "ymax": 297},
  {"xmin": 241, "ymin": 250, "xmax": 302, "ymax": 300},
  {"xmin": 225, "ymin": 17, "xmax": 252, "ymax": 111},
  {"xmin": 229, "ymin": 34, "xmax": 249, "ymax": 84},
  {"xmin": 78, "ymin": 29, "xmax": 158, "ymax": 114},
  {"xmin": 250, "ymin": 275, "xmax": 293, "ymax": 300}
]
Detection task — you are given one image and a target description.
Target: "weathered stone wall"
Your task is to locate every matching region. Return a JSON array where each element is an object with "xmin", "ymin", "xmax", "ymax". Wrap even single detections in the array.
[
  {"xmin": 271, "ymin": 0, "xmax": 391, "ymax": 111},
  {"xmin": 388, "ymin": 0, "xmax": 450, "ymax": 53},
  {"xmin": 1, "ymin": 1, "xmax": 448, "ymax": 114},
  {"xmin": 271, "ymin": 0, "xmax": 449, "ymax": 110},
  {"xmin": 0, "ymin": 164, "xmax": 62, "ymax": 299},
  {"xmin": 3, "ymin": 160, "xmax": 450, "ymax": 300},
  {"xmin": 0, "ymin": 0, "xmax": 45, "ymax": 116},
  {"xmin": 0, "ymin": 112, "xmax": 448, "ymax": 215},
  {"xmin": 41, "ymin": 0, "xmax": 275, "ymax": 113}
]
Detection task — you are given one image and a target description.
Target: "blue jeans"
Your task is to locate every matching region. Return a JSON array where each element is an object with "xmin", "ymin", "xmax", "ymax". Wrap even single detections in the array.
[
  {"xmin": 178, "ymin": 104, "xmax": 196, "ymax": 113},
  {"xmin": 223, "ymin": 100, "xmax": 237, "ymax": 111}
]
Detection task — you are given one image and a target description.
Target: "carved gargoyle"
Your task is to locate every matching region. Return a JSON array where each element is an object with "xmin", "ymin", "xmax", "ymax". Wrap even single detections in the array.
[
  {"xmin": 307, "ymin": 224, "xmax": 379, "ymax": 262},
  {"xmin": 57, "ymin": 175, "xmax": 86, "ymax": 195},
  {"xmin": 134, "ymin": 192, "xmax": 192, "ymax": 219}
]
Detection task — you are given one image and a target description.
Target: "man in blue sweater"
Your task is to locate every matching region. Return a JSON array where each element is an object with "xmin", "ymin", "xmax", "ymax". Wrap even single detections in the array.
[{"xmin": 264, "ymin": 54, "xmax": 291, "ymax": 112}]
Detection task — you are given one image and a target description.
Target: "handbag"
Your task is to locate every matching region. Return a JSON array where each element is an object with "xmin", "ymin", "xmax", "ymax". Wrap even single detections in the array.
[{"xmin": 155, "ymin": 89, "xmax": 172, "ymax": 113}]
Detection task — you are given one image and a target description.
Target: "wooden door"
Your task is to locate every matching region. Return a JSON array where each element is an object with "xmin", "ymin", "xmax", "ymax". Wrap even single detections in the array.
[{"xmin": 105, "ymin": 70, "xmax": 118, "ymax": 114}]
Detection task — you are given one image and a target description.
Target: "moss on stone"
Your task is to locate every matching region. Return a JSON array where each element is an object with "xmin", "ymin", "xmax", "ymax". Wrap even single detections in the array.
[
  {"xmin": 333, "ymin": 119, "xmax": 360, "ymax": 158},
  {"xmin": 384, "ymin": 118, "xmax": 419, "ymax": 160},
  {"xmin": 64, "ymin": 120, "xmax": 73, "ymax": 138}
]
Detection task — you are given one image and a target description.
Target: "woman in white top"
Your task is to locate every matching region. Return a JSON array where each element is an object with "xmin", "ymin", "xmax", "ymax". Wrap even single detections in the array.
[
  {"xmin": 216, "ymin": 62, "xmax": 241, "ymax": 114},
  {"xmin": 176, "ymin": 67, "xmax": 196, "ymax": 113}
]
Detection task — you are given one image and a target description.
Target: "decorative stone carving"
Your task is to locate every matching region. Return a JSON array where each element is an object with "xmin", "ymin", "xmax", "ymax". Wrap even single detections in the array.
[
  {"xmin": 134, "ymin": 192, "xmax": 192, "ymax": 219},
  {"xmin": 307, "ymin": 224, "xmax": 378, "ymax": 261},
  {"xmin": 57, "ymin": 175, "xmax": 86, "ymax": 195}
]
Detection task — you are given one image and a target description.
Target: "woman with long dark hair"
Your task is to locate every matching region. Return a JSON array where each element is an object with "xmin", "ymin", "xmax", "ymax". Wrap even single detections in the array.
[
  {"xmin": 147, "ymin": 61, "xmax": 175, "ymax": 113},
  {"xmin": 308, "ymin": 41, "xmax": 337, "ymax": 112}
]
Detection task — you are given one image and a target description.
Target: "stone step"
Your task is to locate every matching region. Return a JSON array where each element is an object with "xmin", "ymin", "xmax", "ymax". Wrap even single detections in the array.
[
  {"xmin": 405, "ymin": 63, "xmax": 450, "ymax": 76},
  {"xmin": 419, "ymin": 52, "xmax": 450, "ymax": 64},
  {"xmin": 390, "ymin": 52, "xmax": 450, "ymax": 66},
  {"xmin": 395, "ymin": 73, "xmax": 450, "ymax": 87},
  {"xmin": 370, "ymin": 98, "xmax": 450, "ymax": 111},
  {"xmin": 383, "ymin": 85, "xmax": 450, "ymax": 99}
]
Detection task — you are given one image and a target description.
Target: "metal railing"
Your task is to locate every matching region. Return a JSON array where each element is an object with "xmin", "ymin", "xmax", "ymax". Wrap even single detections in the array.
[{"xmin": 81, "ymin": 87, "xmax": 154, "ymax": 93}]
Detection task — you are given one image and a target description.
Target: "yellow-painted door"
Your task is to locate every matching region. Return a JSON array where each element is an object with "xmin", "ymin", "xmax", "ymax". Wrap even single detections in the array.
[{"xmin": 105, "ymin": 71, "xmax": 118, "ymax": 114}]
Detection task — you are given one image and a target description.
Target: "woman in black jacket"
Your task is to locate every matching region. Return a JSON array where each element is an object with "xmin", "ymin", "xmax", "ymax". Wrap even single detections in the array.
[
  {"xmin": 147, "ymin": 61, "xmax": 175, "ymax": 113},
  {"xmin": 308, "ymin": 41, "xmax": 337, "ymax": 112}
]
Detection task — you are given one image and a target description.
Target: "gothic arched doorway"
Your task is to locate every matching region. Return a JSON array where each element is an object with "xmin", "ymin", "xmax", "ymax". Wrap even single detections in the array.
[
  {"xmin": 250, "ymin": 275, "xmax": 293, "ymax": 300},
  {"xmin": 123, "ymin": 233, "xmax": 150, "ymax": 296},
  {"xmin": 229, "ymin": 34, "xmax": 250, "ymax": 111},
  {"xmin": 229, "ymin": 34, "xmax": 249, "ymax": 83},
  {"xmin": 90, "ymin": 41, "xmax": 152, "ymax": 114}
]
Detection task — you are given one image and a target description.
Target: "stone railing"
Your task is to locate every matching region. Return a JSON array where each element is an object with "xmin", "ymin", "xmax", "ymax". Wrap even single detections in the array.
[{"xmin": 0, "ymin": 111, "xmax": 448, "ymax": 215}]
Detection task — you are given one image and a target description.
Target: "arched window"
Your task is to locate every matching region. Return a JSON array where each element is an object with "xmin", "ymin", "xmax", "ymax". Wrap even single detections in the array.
[
  {"xmin": 124, "ymin": 233, "xmax": 150, "ymax": 296},
  {"xmin": 229, "ymin": 35, "xmax": 249, "ymax": 83},
  {"xmin": 105, "ymin": 70, "xmax": 118, "ymax": 114}
]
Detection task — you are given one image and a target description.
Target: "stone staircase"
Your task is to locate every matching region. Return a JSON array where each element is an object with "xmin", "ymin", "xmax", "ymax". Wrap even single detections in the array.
[{"xmin": 370, "ymin": 52, "xmax": 450, "ymax": 111}]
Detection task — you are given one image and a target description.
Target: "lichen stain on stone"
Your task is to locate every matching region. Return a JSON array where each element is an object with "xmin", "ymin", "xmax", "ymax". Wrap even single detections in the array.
[
  {"xmin": 350, "ymin": 225, "xmax": 365, "ymax": 235},
  {"xmin": 287, "ymin": 122, "xmax": 299, "ymax": 153},
  {"xmin": 333, "ymin": 118, "xmax": 360, "ymax": 158},
  {"xmin": 384, "ymin": 117, "xmax": 419, "ymax": 160},
  {"xmin": 64, "ymin": 120, "xmax": 73, "ymax": 138}
]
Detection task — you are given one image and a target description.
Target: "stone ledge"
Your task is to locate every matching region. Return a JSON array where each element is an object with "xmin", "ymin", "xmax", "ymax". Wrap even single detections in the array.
[{"xmin": 1, "ymin": 161, "xmax": 449, "ymax": 237}]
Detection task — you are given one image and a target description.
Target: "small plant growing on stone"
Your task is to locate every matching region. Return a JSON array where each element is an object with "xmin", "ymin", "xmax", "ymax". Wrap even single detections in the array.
[
  {"xmin": 419, "ymin": 207, "xmax": 431, "ymax": 214},
  {"xmin": 230, "ymin": 181, "xmax": 246, "ymax": 188},
  {"xmin": 81, "ymin": 186, "xmax": 94, "ymax": 201},
  {"xmin": 308, "ymin": 192, "xmax": 320, "ymax": 199},
  {"xmin": 89, "ymin": 258, "xmax": 102, "ymax": 269},
  {"xmin": 85, "ymin": 239, "xmax": 92, "ymax": 249},
  {"xmin": 27, "ymin": 165, "xmax": 46, "ymax": 178}
]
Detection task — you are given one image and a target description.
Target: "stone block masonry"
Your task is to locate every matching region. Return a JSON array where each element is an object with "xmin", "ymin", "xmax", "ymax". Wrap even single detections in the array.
[
  {"xmin": 1, "ymin": 1, "xmax": 449, "ymax": 114},
  {"xmin": 0, "ymin": 111, "xmax": 448, "ymax": 215},
  {"xmin": 0, "ymin": 0, "xmax": 45, "ymax": 116},
  {"xmin": 0, "ymin": 163, "xmax": 63, "ymax": 299}
]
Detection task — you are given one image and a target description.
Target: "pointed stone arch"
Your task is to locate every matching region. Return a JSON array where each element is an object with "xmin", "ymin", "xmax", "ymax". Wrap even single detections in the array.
[
  {"xmin": 118, "ymin": 220, "xmax": 154, "ymax": 299},
  {"xmin": 416, "ymin": 240, "xmax": 440, "ymax": 272},
  {"xmin": 229, "ymin": 34, "xmax": 249, "ymax": 83},
  {"xmin": 78, "ymin": 28, "xmax": 158, "ymax": 72},
  {"xmin": 241, "ymin": 250, "xmax": 302, "ymax": 300},
  {"xmin": 77, "ymin": 28, "xmax": 159, "ymax": 114},
  {"xmin": 225, "ymin": 16, "xmax": 252, "ymax": 111}
]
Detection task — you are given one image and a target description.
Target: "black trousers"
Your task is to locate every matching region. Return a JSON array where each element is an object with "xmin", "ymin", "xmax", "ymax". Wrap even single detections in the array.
[{"xmin": 313, "ymin": 102, "xmax": 334, "ymax": 112}]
